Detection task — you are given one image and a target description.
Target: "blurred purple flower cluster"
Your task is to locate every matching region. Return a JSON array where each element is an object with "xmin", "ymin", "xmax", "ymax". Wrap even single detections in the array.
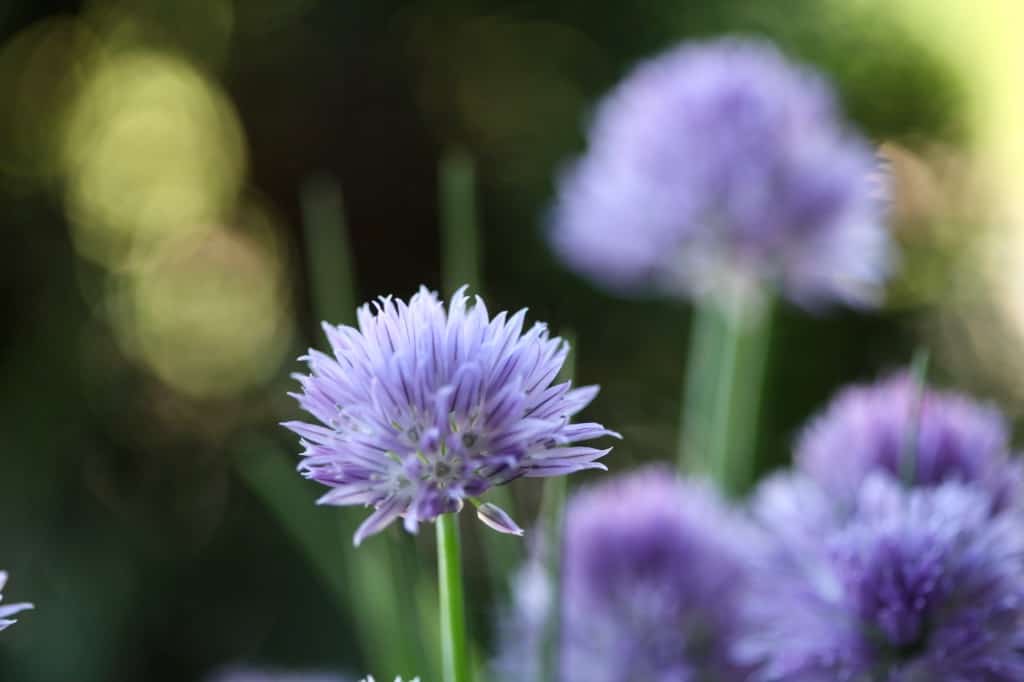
[
  {"xmin": 497, "ymin": 373, "xmax": 1024, "ymax": 681},
  {"xmin": 558, "ymin": 468, "xmax": 756, "ymax": 682},
  {"xmin": 550, "ymin": 38, "xmax": 891, "ymax": 309}
]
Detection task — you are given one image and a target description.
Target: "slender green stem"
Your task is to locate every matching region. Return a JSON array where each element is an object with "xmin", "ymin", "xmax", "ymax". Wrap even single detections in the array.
[
  {"xmin": 678, "ymin": 295, "xmax": 773, "ymax": 494},
  {"xmin": 677, "ymin": 298, "xmax": 723, "ymax": 471},
  {"xmin": 727, "ymin": 297, "xmax": 774, "ymax": 491},
  {"xmin": 299, "ymin": 174, "xmax": 357, "ymax": 325},
  {"xmin": 900, "ymin": 348, "xmax": 931, "ymax": 486},
  {"xmin": 706, "ymin": 307, "xmax": 743, "ymax": 488},
  {"xmin": 437, "ymin": 513, "xmax": 471, "ymax": 682},
  {"xmin": 440, "ymin": 149, "xmax": 481, "ymax": 298}
]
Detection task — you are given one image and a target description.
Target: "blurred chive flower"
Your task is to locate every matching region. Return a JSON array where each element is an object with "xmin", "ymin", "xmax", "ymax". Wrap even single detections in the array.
[
  {"xmin": 550, "ymin": 38, "xmax": 890, "ymax": 310},
  {"xmin": 359, "ymin": 678, "xmax": 420, "ymax": 682},
  {"xmin": 549, "ymin": 468, "xmax": 755, "ymax": 681},
  {"xmin": 285, "ymin": 286, "xmax": 618, "ymax": 545},
  {"xmin": 740, "ymin": 476, "xmax": 1024, "ymax": 681},
  {"xmin": 796, "ymin": 372, "xmax": 1022, "ymax": 511},
  {"xmin": 0, "ymin": 571, "xmax": 32, "ymax": 631}
]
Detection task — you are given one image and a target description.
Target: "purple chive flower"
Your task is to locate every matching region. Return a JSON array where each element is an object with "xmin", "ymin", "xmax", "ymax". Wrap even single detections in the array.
[
  {"xmin": 0, "ymin": 571, "xmax": 32, "ymax": 631},
  {"xmin": 740, "ymin": 475, "xmax": 1024, "ymax": 681},
  {"xmin": 550, "ymin": 38, "xmax": 890, "ymax": 309},
  {"xmin": 796, "ymin": 372, "xmax": 1023, "ymax": 512},
  {"xmin": 285, "ymin": 286, "xmax": 618, "ymax": 545},
  {"xmin": 558, "ymin": 468, "xmax": 758, "ymax": 682}
]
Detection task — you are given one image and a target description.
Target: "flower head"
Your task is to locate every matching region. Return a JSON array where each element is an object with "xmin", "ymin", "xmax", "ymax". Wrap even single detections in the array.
[
  {"xmin": 285, "ymin": 287, "xmax": 618, "ymax": 545},
  {"xmin": 559, "ymin": 468, "xmax": 757, "ymax": 682},
  {"xmin": 550, "ymin": 38, "xmax": 890, "ymax": 309},
  {"xmin": 796, "ymin": 372, "xmax": 1022, "ymax": 512},
  {"xmin": 740, "ymin": 476, "xmax": 1024, "ymax": 681},
  {"xmin": 0, "ymin": 571, "xmax": 32, "ymax": 631}
]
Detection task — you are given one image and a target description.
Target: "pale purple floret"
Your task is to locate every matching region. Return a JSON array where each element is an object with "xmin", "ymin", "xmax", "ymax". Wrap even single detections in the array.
[
  {"xmin": 550, "ymin": 38, "xmax": 890, "ymax": 309},
  {"xmin": 0, "ymin": 571, "xmax": 32, "ymax": 631},
  {"xmin": 796, "ymin": 372, "xmax": 1023, "ymax": 512},
  {"xmin": 284, "ymin": 286, "xmax": 618, "ymax": 545},
  {"xmin": 740, "ymin": 476, "xmax": 1024, "ymax": 681},
  {"xmin": 559, "ymin": 468, "xmax": 758, "ymax": 682}
]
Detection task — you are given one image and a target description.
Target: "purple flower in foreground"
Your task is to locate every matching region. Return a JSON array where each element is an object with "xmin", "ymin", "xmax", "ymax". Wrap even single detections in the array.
[
  {"xmin": 285, "ymin": 286, "xmax": 618, "ymax": 545},
  {"xmin": 741, "ymin": 476, "xmax": 1024, "ymax": 681},
  {"xmin": 0, "ymin": 571, "xmax": 32, "ymax": 631},
  {"xmin": 796, "ymin": 372, "xmax": 1022, "ymax": 512},
  {"xmin": 550, "ymin": 38, "xmax": 890, "ymax": 309},
  {"xmin": 558, "ymin": 468, "xmax": 757, "ymax": 682}
]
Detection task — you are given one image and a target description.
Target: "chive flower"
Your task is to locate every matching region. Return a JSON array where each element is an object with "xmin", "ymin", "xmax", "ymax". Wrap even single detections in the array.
[
  {"xmin": 550, "ymin": 38, "xmax": 890, "ymax": 309},
  {"xmin": 796, "ymin": 372, "xmax": 1022, "ymax": 511},
  {"xmin": 557, "ymin": 468, "xmax": 756, "ymax": 681},
  {"xmin": 0, "ymin": 571, "xmax": 32, "ymax": 631},
  {"xmin": 740, "ymin": 476, "xmax": 1024, "ymax": 681},
  {"xmin": 285, "ymin": 287, "xmax": 618, "ymax": 545}
]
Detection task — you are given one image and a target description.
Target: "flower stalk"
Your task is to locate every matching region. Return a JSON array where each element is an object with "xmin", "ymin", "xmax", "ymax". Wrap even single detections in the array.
[
  {"xmin": 437, "ymin": 513, "xmax": 471, "ymax": 682},
  {"xmin": 679, "ymin": 294, "xmax": 773, "ymax": 494}
]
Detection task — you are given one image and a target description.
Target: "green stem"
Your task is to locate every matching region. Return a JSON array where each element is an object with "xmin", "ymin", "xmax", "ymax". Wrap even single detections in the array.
[
  {"xmin": 706, "ymin": 306, "xmax": 742, "ymax": 488},
  {"xmin": 900, "ymin": 348, "xmax": 931, "ymax": 486},
  {"xmin": 437, "ymin": 513, "xmax": 471, "ymax": 682},
  {"xmin": 440, "ymin": 149, "xmax": 481, "ymax": 298},
  {"xmin": 678, "ymin": 295, "xmax": 773, "ymax": 495},
  {"xmin": 677, "ymin": 298, "xmax": 723, "ymax": 471},
  {"xmin": 726, "ymin": 297, "xmax": 774, "ymax": 491},
  {"xmin": 299, "ymin": 174, "xmax": 357, "ymax": 325}
]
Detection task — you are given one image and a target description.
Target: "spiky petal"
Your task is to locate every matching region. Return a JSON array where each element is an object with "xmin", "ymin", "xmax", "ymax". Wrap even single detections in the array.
[{"xmin": 0, "ymin": 571, "xmax": 32, "ymax": 632}]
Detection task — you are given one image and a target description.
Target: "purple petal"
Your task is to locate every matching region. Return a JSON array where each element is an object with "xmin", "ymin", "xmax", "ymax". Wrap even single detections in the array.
[{"xmin": 476, "ymin": 502, "xmax": 525, "ymax": 537}]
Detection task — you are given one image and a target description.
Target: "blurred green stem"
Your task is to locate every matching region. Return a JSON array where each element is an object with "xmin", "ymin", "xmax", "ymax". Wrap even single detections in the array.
[
  {"xmin": 437, "ymin": 513, "xmax": 471, "ymax": 682},
  {"xmin": 900, "ymin": 348, "xmax": 931, "ymax": 485},
  {"xmin": 678, "ymin": 294, "xmax": 773, "ymax": 494},
  {"xmin": 440, "ymin": 150, "xmax": 481, "ymax": 298},
  {"xmin": 300, "ymin": 174, "xmax": 357, "ymax": 324}
]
